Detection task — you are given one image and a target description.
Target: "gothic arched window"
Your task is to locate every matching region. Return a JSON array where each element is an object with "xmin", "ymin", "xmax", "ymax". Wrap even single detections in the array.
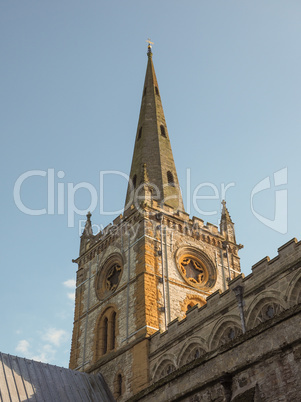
[
  {"xmin": 103, "ymin": 317, "xmax": 108, "ymax": 354},
  {"xmin": 138, "ymin": 127, "xmax": 142, "ymax": 140},
  {"xmin": 167, "ymin": 171, "xmax": 175, "ymax": 186},
  {"xmin": 155, "ymin": 86, "xmax": 159, "ymax": 96},
  {"xmin": 112, "ymin": 312, "xmax": 116, "ymax": 349},
  {"xmin": 187, "ymin": 302, "xmax": 195, "ymax": 310},
  {"xmin": 160, "ymin": 124, "xmax": 166, "ymax": 137},
  {"xmin": 154, "ymin": 360, "xmax": 176, "ymax": 381},
  {"xmin": 132, "ymin": 174, "xmax": 137, "ymax": 189},
  {"xmin": 96, "ymin": 307, "xmax": 117, "ymax": 359},
  {"xmin": 114, "ymin": 372, "xmax": 123, "ymax": 398},
  {"xmin": 179, "ymin": 343, "xmax": 205, "ymax": 366},
  {"xmin": 117, "ymin": 374, "xmax": 122, "ymax": 396}
]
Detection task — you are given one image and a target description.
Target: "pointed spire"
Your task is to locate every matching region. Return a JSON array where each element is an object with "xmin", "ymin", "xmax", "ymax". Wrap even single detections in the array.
[
  {"xmin": 220, "ymin": 201, "xmax": 236, "ymax": 243},
  {"xmin": 125, "ymin": 44, "xmax": 184, "ymax": 212}
]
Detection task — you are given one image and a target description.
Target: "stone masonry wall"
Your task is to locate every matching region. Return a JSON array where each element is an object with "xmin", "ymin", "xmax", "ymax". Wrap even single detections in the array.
[{"xmin": 130, "ymin": 306, "xmax": 301, "ymax": 401}]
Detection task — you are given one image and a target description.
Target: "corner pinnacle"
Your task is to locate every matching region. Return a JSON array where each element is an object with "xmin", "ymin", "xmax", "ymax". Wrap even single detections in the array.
[{"xmin": 221, "ymin": 200, "xmax": 233, "ymax": 223}]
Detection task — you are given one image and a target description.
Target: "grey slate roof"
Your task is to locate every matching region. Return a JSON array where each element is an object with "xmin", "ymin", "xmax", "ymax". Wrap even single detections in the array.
[{"xmin": 0, "ymin": 352, "xmax": 115, "ymax": 402}]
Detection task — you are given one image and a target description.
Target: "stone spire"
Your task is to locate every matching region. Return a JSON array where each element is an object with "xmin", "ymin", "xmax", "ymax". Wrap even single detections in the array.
[
  {"xmin": 124, "ymin": 44, "xmax": 184, "ymax": 212},
  {"xmin": 220, "ymin": 200, "xmax": 236, "ymax": 243}
]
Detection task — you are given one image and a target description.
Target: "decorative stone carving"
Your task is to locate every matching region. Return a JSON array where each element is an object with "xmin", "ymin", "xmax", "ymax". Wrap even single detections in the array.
[
  {"xmin": 179, "ymin": 256, "xmax": 207, "ymax": 285},
  {"xmin": 175, "ymin": 246, "xmax": 217, "ymax": 290},
  {"xmin": 96, "ymin": 253, "xmax": 123, "ymax": 300}
]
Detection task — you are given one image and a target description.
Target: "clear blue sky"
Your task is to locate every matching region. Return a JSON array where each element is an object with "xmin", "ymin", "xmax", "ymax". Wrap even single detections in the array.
[{"xmin": 1, "ymin": 1, "xmax": 300, "ymax": 368}]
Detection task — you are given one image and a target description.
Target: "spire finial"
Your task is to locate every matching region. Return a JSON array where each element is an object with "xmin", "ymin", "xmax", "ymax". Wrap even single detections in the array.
[
  {"xmin": 86, "ymin": 211, "xmax": 91, "ymax": 221},
  {"xmin": 146, "ymin": 38, "xmax": 154, "ymax": 57}
]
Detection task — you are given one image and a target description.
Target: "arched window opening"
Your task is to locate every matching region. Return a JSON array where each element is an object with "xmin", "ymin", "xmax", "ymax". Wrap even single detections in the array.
[
  {"xmin": 111, "ymin": 312, "xmax": 116, "ymax": 350},
  {"xmin": 187, "ymin": 302, "xmax": 195, "ymax": 311},
  {"xmin": 166, "ymin": 364, "xmax": 174, "ymax": 375},
  {"xmin": 247, "ymin": 300, "xmax": 284, "ymax": 329},
  {"xmin": 179, "ymin": 343, "xmax": 206, "ymax": 366},
  {"xmin": 117, "ymin": 374, "xmax": 122, "ymax": 396},
  {"xmin": 215, "ymin": 325, "xmax": 242, "ymax": 348},
  {"xmin": 96, "ymin": 307, "xmax": 118, "ymax": 360},
  {"xmin": 258, "ymin": 303, "xmax": 281, "ymax": 323},
  {"xmin": 266, "ymin": 305, "xmax": 275, "ymax": 318},
  {"xmin": 103, "ymin": 317, "xmax": 108, "ymax": 354},
  {"xmin": 160, "ymin": 124, "xmax": 166, "ymax": 137},
  {"xmin": 155, "ymin": 86, "xmax": 159, "ymax": 96},
  {"xmin": 143, "ymin": 87, "xmax": 147, "ymax": 97},
  {"xmin": 138, "ymin": 127, "xmax": 142, "ymax": 140},
  {"xmin": 154, "ymin": 360, "xmax": 176, "ymax": 381},
  {"xmin": 228, "ymin": 328, "xmax": 236, "ymax": 340},
  {"xmin": 194, "ymin": 348, "xmax": 201, "ymax": 359},
  {"xmin": 132, "ymin": 174, "xmax": 137, "ymax": 189},
  {"xmin": 167, "ymin": 171, "xmax": 175, "ymax": 187}
]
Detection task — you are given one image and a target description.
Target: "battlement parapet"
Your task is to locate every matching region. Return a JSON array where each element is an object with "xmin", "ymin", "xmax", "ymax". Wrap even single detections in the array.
[
  {"xmin": 113, "ymin": 214, "xmax": 123, "ymax": 226},
  {"xmin": 191, "ymin": 216, "xmax": 205, "ymax": 229},
  {"xmin": 146, "ymin": 204, "xmax": 222, "ymax": 237},
  {"xmin": 278, "ymin": 237, "xmax": 298, "ymax": 252},
  {"xmin": 149, "ymin": 238, "xmax": 301, "ymax": 352},
  {"xmin": 228, "ymin": 274, "xmax": 245, "ymax": 289},
  {"xmin": 123, "ymin": 204, "xmax": 136, "ymax": 218},
  {"xmin": 251, "ymin": 238, "xmax": 301, "ymax": 276},
  {"xmin": 167, "ymin": 317, "xmax": 180, "ymax": 333},
  {"xmin": 206, "ymin": 222, "xmax": 219, "ymax": 234},
  {"xmin": 251, "ymin": 256, "xmax": 270, "ymax": 272},
  {"xmin": 174, "ymin": 210, "xmax": 190, "ymax": 221},
  {"xmin": 205, "ymin": 290, "xmax": 221, "ymax": 304}
]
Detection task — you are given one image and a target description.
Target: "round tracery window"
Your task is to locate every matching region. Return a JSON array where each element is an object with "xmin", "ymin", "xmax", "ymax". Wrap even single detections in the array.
[
  {"xmin": 96, "ymin": 254, "xmax": 123, "ymax": 300},
  {"xmin": 106, "ymin": 263, "xmax": 122, "ymax": 292},
  {"xmin": 179, "ymin": 255, "xmax": 208, "ymax": 286},
  {"xmin": 175, "ymin": 247, "xmax": 216, "ymax": 290}
]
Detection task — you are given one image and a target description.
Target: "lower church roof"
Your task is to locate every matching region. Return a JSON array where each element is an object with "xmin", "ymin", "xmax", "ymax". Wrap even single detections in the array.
[{"xmin": 0, "ymin": 352, "xmax": 115, "ymax": 402}]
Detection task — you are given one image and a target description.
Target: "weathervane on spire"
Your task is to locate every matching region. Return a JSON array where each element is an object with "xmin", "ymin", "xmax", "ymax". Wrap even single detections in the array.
[{"xmin": 146, "ymin": 38, "xmax": 154, "ymax": 56}]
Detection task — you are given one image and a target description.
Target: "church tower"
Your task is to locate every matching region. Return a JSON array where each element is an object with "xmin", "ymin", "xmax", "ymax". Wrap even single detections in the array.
[{"xmin": 69, "ymin": 44, "xmax": 242, "ymax": 400}]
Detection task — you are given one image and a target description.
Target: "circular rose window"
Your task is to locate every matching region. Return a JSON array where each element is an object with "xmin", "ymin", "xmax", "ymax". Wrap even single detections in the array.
[
  {"xmin": 175, "ymin": 247, "xmax": 216, "ymax": 290},
  {"xmin": 179, "ymin": 255, "xmax": 208, "ymax": 286},
  {"xmin": 96, "ymin": 254, "xmax": 123, "ymax": 300}
]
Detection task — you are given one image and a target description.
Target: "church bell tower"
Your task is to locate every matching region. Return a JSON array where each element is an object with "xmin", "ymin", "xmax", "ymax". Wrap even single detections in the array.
[{"xmin": 69, "ymin": 43, "xmax": 242, "ymax": 400}]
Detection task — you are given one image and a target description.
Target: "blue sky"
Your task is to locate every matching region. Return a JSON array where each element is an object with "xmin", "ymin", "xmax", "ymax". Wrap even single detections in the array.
[{"xmin": 1, "ymin": 1, "xmax": 300, "ymax": 368}]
